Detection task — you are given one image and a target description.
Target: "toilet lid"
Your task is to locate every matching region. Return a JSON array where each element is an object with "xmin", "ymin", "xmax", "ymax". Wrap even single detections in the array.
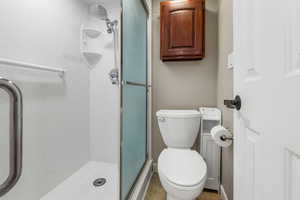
[{"xmin": 158, "ymin": 148, "xmax": 207, "ymax": 187}]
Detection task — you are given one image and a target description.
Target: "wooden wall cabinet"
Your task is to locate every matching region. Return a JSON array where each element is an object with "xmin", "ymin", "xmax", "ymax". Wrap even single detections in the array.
[{"xmin": 160, "ymin": 0, "xmax": 205, "ymax": 61}]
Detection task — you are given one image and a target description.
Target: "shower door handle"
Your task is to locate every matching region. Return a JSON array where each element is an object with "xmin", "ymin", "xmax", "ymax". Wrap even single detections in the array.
[
  {"xmin": 0, "ymin": 77, "xmax": 23, "ymax": 197},
  {"xmin": 123, "ymin": 81, "xmax": 147, "ymax": 87},
  {"xmin": 123, "ymin": 81, "xmax": 151, "ymax": 88}
]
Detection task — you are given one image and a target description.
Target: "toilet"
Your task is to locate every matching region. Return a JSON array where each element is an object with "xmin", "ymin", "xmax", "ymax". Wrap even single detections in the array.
[{"xmin": 156, "ymin": 110, "xmax": 207, "ymax": 200}]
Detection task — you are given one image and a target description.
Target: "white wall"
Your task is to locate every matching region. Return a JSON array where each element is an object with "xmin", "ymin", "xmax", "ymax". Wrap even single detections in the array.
[
  {"xmin": 89, "ymin": 1, "xmax": 121, "ymax": 164},
  {"xmin": 0, "ymin": 0, "xmax": 90, "ymax": 199}
]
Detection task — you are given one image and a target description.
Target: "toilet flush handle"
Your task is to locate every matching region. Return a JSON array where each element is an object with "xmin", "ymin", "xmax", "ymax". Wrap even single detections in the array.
[{"xmin": 157, "ymin": 117, "xmax": 166, "ymax": 122}]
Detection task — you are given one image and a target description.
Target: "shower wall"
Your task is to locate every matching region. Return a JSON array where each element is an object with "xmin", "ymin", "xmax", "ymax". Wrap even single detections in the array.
[
  {"xmin": 0, "ymin": 0, "xmax": 90, "ymax": 199},
  {"xmin": 89, "ymin": 1, "xmax": 121, "ymax": 164}
]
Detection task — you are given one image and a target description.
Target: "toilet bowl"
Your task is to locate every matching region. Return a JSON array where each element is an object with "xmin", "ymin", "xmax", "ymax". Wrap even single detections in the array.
[
  {"xmin": 156, "ymin": 110, "xmax": 207, "ymax": 200},
  {"xmin": 158, "ymin": 148, "xmax": 207, "ymax": 200}
]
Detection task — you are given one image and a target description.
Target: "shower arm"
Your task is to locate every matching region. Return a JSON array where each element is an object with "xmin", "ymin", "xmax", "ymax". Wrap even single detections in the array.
[{"xmin": 105, "ymin": 19, "xmax": 118, "ymax": 34}]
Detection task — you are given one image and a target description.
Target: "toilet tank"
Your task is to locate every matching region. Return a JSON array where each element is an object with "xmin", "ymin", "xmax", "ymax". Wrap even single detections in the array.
[{"xmin": 156, "ymin": 110, "xmax": 201, "ymax": 148}]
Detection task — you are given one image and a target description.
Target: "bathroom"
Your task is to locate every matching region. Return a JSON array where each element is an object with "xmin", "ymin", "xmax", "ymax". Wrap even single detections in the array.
[
  {"xmin": 1, "ymin": 0, "xmax": 298, "ymax": 200},
  {"xmin": 0, "ymin": 0, "xmax": 232, "ymax": 199}
]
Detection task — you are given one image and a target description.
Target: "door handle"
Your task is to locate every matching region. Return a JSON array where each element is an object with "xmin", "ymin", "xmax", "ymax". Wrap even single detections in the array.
[
  {"xmin": 224, "ymin": 95, "xmax": 242, "ymax": 110},
  {"xmin": 0, "ymin": 77, "xmax": 23, "ymax": 197}
]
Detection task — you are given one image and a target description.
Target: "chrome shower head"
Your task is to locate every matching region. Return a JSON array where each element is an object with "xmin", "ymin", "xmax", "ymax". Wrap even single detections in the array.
[{"xmin": 89, "ymin": 4, "xmax": 118, "ymax": 34}]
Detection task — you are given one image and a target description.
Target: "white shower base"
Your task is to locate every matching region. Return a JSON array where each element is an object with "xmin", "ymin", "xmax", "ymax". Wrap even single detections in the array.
[{"xmin": 40, "ymin": 161, "xmax": 118, "ymax": 200}]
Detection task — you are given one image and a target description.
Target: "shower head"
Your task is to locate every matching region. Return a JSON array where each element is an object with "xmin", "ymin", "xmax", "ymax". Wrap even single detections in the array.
[{"xmin": 88, "ymin": 4, "xmax": 118, "ymax": 34}]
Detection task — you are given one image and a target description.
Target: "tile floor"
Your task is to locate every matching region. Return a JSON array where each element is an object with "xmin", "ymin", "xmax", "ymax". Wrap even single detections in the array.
[{"xmin": 145, "ymin": 174, "xmax": 220, "ymax": 200}]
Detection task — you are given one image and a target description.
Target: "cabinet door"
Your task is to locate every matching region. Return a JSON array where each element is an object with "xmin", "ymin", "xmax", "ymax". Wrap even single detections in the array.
[
  {"xmin": 160, "ymin": 0, "xmax": 205, "ymax": 61},
  {"xmin": 201, "ymin": 134, "xmax": 220, "ymax": 190}
]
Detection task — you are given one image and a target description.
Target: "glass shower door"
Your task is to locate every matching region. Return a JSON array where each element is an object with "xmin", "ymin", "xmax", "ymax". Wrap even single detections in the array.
[{"xmin": 121, "ymin": 0, "xmax": 148, "ymax": 199}]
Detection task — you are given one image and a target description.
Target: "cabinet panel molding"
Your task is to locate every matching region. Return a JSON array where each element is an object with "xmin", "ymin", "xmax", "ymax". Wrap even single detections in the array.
[{"xmin": 160, "ymin": 0, "xmax": 205, "ymax": 61}]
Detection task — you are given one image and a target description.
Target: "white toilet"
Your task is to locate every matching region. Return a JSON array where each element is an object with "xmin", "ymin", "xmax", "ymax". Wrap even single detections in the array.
[{"xmin": 156, "ymin": 110, "xmax": 207, "ymax": 200}]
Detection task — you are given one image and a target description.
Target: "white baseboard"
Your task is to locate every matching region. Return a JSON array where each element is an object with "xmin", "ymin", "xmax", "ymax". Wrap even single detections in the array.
[{"xmin": 220, "ymin": 185, "xmax": 229, "ymax": 200}]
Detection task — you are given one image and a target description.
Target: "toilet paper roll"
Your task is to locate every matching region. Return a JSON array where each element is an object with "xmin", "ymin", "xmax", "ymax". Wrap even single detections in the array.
[{"xmin": 210, "ymin": 125, "xmax": 232, "ymax": 148}]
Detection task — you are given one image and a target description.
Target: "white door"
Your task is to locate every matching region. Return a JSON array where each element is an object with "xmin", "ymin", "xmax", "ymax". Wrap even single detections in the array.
[{"xmin": 233, "ymin": 0, "xmax": 300, "ymax": 200}]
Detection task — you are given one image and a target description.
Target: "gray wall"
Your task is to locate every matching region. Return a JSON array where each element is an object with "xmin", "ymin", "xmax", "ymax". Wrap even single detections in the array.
[
  {"xmin": 151, "ymin": 0, "xmax": 218, "ymax": 162},
  {"xmin": 217, "ymin": 0, "xmax": 234, "ymax": 199}
]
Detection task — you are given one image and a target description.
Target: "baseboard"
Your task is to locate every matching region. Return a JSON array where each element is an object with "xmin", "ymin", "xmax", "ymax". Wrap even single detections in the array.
[
  {"xmin": 129, "ymin": 159, "xmax": 153, "ymax": 200},
  {"xmin": 220, "ymin": 185, "xmax": 229, "ymax": 200}
]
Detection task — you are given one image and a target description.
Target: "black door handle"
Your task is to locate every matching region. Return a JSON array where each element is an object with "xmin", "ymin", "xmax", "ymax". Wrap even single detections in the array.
[{"xmin": 224, "ymin": 95, "xmax": 241, "ymax": 110}]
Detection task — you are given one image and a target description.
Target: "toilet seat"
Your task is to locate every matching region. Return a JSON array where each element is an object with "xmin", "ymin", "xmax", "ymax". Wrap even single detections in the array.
[{"xmin": 158, "ymin": 148, "xmax": 207, "ymax": 187}]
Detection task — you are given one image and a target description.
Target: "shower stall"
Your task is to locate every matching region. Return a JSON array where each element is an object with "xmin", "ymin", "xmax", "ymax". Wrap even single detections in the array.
[{"xmin": 0, "ymin": 0, "xmax": 152, "ymax": 200}]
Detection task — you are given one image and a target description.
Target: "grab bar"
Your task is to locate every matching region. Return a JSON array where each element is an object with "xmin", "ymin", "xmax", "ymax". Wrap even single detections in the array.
[
  {"xmin": 0, "ymin": 58, "xmax": 66, "ymax": 78},
  {"xmin": 0, "ymin": 77, "xmax": 23, "ymax": 197}
]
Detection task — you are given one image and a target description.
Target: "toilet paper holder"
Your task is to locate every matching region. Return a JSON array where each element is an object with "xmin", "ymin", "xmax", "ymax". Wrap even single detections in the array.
[
  {"xmin": 220, "ymin": 127, "xmax": 234, "ymax": 141},
  {"xmin": 220, "ymin": 135, "xmax": 234, "ymax": 141}
]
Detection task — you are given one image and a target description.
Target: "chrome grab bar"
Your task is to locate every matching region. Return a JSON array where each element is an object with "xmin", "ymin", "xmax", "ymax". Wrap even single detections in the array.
[{"xmin": 0, "ymin": 77, "xmax": 23, "ymax": 197}]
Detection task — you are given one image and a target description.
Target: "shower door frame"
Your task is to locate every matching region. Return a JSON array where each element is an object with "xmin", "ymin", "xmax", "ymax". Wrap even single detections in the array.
[{"xmin": 119, "ymin": 0, "xmax": 152, "ymax": 199}]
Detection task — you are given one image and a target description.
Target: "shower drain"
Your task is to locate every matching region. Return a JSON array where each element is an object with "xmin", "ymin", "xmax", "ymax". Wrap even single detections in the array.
[{"xmin": 93, "ymin": 178, "xmax": 107, "ymax": 187}]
